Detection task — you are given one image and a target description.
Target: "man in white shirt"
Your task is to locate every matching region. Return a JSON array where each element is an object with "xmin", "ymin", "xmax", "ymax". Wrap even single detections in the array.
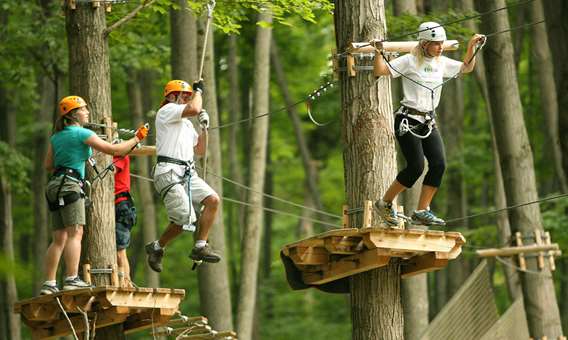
[{"xmin": 145, "ymin": 79, "xmax": 221, "ymax": 272}]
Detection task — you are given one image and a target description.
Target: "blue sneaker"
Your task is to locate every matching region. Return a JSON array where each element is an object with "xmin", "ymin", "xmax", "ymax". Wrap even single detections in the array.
[
  {"xmin": 374, "ymin": 200, "xmax": 400, "ymax": 226},
  {"xmin": 412, "ymin": 209, "xmax": 446, "ymax": 226}
]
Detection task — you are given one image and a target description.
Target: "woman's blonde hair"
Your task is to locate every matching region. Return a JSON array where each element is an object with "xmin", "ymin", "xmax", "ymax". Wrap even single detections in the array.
[{"xmin": 411, "ymin": 40, "xmax": 438, "ymax": 65}]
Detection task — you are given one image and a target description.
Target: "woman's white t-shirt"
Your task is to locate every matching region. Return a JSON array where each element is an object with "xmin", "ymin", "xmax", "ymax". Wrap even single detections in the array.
[
  {"xmin": 154, "ymin": 103, "xmax": 198, "ymax": 176},
  {"xmin": 387, "ymin": 53, "xmax": 463, "ymax": 116}
]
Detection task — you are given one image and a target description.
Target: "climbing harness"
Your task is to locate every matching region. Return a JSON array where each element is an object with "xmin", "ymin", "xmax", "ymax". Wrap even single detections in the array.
[
  {"xmin": 155, "ymin": 155, "xmax": 196, "ymax": 232},
  {"xmin": 45, "ymin": 167, "xmax": 88, "ymax": 211},
  {"xmin": 396, "ymin": 107, "xmax": 436, "ymax": 139}
]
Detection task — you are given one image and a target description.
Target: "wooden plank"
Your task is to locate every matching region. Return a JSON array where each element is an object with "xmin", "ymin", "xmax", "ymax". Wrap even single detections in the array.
[
  {"xmin": 303, "ymin": 248, "xmax": 390, "ymax": 285},
  {"xmin": 534, "ymin": 229, "xmax": 545, "ymax": 269},
  {"xmin": 287, "ymin": 246, "xmax": 329, "ymax": 265},
  {"xmin": 324, "ymin": 236, "xmax": 360, "ymax": 254},
  {"xmin": 32, "ymin": 310, "xmax": 128, "ymax": 340},
  {"xmin": 123, "ymin": 309, "xmax": 175, "ymax": 334},
  {"xmin": 545, "ymin": 231, "xmax": 556, "ymax": 271},
  {"xmin": 401, "ymin": 253, "xmax": 449, "ymax": 278},
  {"xmin": 476, "ymin": 244, "xmax": 559, "ymax": 257},
  {"xmin": 364, "ymin": 230, "xmax": 457, "ymax": 253},
  {"xmin": 346, "ymin": 54, "xmax": 356, "ymax": 77},
  {"xmin": 349, "ymin": 40, "xmax": 460, "ymax": 53},
  {"xmin": 515, "ymin": 232, "xmax": 526, "ymax": 270},
  {"xmin": 21, "ymin": 302, "xmax": 59, "ymax": 321},
  {"xmin": 342, "ymin": 204, "xmax": 349, "ymax": 228},
  {"xmin": 362, "ymin": 200, "xmax": 373, "ymax": 228},
  {"xmin": 103, "ymin": 289, "xmax": 184, "ymax": 309}
]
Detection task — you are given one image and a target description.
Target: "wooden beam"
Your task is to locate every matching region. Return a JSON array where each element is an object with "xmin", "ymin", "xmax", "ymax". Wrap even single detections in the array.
[
  {"xmin": 363, "ymin": 229, "xmax": 459, "ymax": 254},
  {"xmin": 342, "ymin": 204, "xmax": 349, "ymax": 228},
  {"xmin": 303, "ymin": 248, "xmax": 390, "ymax": 285},
  {"xmin": 534, "ymin": 229, "xmax": 545, "ymax": 269},
  {"xmin": 346, "ymin": 54, "xmax": 356, "ymax": 77},
  {"xmin": 401, "ymin": 253, "xmax": 448, "ymax": 278},
  {"xmin": 362, "ymin": 200, "xmax": 373, "ymax": 228},
  {"xmin": 476, "ymin": 243, "xmax": 559, "ymax": 257},
  {"xmin": 349, "ymin": 40, "xmax": 460, "ymax": 53},
  {"xmin": 545, "ymin": 231, "xmax": 556, "ymax": 271},
  {"xmin": 515, "ymin": 232, "xmax": 527, "ymax": 270},
  {"xmin": 287, "ymin": 246, "xmax": 329, "ymax": 265}
]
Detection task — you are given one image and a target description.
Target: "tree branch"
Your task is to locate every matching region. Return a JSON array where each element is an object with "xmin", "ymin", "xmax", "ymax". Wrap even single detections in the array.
[{"xmin": 104, "ymin": 0, "xmax": 157, "ymax": 36}]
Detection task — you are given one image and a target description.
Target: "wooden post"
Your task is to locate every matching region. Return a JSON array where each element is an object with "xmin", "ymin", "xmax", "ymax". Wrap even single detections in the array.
[
  {"xmin": 83, "ymin": 263, "xmax": 92, "ymax": 285},
  {"xmin": 346, "ymin": 54, "xmax": 356, "ymax": 77},
  {"xmin": 362, "ymin": 200, "xmax": 373, "ymax": 228},
  {"xmin": 545, "ymin": 231, "xmax": 556, "ymax": 271},
  {"xmin": 342, "ymin": 204, "xmax": 350, "ymax": 228},
  {"xmin": 397, "ymin": 205, "xmax": 405, "ymax": 229},
  {"xmin": 515, "ymin": 232, "xmax": 526, "ymax": 270},
  {"xmin": 476, "ymin": 244, "xmax": 559, "ymax": 257},
  {"xmin": 534, "ymin": 229, "xmax": 545, "ymax": 269},
  {"xmin": 111, "ymin": 264, "xmax": 119, "ymax": 287}
]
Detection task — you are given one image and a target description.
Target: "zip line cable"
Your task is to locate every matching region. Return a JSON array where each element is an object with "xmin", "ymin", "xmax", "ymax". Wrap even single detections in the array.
[
  {"xmin": 445, "ymin": 192, "xmax": 568, "ymax": 225},
  {"xmin": 129, "ymin": 172, "xmax": 342, "ymax": 228}
]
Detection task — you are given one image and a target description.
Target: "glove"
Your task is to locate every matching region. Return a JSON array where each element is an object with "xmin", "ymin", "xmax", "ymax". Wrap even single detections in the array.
[
  {"xmin": 192, "ymin": 79, "xmax": 204, "ymax": 95},
  {"xmin": 198, "ymin": 110, "xmax": 210, "ymax": 129},
  {"xmin": 135, "ymin": 123, "xmax": 149, "ymax": 141}
]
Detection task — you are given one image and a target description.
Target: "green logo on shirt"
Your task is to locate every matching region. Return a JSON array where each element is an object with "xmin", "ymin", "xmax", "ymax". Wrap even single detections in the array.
[{"xmin": 424, "ymin": 64, "xmax": 434, "ymax": 72}]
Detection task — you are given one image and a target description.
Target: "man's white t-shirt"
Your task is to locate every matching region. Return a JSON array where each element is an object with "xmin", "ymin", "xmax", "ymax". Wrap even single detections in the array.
[
  {"xmin": 154, "ymin": 103, "xmax": 198, "ymax": 176},
  {"xmin": 387, "ymin": 53, "xmax": 463, "ymax": 117}
]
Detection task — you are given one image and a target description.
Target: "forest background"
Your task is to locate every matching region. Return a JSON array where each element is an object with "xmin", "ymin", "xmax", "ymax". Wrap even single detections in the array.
[{"xmin": 1, "ymin": 0, "xmax": 568, "ymax": 339}]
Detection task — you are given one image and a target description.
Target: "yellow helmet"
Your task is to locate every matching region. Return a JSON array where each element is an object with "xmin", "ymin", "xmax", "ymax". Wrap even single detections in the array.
[
  {"xmin": 164, "ymin": 80, "xmax": 192, "ymax": 97},
  {"xmin": 59, "ymin": 96, "xmax": 87, "ymax": 117}
]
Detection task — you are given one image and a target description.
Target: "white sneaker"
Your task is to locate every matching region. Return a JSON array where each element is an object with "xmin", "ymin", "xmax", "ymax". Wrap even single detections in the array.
[{"xmin": 63, "ymin": 277, "xmax": 92, "ymax": 290}]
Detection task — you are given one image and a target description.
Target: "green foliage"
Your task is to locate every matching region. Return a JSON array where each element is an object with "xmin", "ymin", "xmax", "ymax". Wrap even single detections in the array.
[{"xmin": 0, "ymin": 142, "xmax": 31, "ymax": 195}]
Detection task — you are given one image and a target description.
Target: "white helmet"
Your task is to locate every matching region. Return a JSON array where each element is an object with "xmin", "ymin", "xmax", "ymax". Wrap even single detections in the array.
[{"xmin": 417, "ymin": 22, "xmax": 446, "ymax": 42}]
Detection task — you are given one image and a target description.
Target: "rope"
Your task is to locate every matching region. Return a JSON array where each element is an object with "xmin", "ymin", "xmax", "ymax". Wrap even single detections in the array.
[
  {"xmin": 129, "ymin": 172, "xmax": 342, "ymax": 229},
  {"xmin": 55, "ymin": 297, "xmax": 79, "ymax": 340},
  {"xmin": 77, "ymin": 306, "xmax": 90, "ymax": 340},
  {"xmin": 495, "ymin": 255, "xmax": 552, "ymax": 278},
  {"xmin": 445, "ymin": 193, "xmax": 568, "ymax": 224}
]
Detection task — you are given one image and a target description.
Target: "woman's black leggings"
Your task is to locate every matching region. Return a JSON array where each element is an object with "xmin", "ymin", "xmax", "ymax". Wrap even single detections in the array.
[{"xmin": 395, "ymin": 114, "xmax": 446, "ymax": 188}]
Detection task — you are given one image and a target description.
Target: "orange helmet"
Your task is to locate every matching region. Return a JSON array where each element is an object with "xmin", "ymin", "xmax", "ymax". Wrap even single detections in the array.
[
  {"xmin": 59, "ymin": 96, "xmax": 87, "ymax": 116},
  {"xmin": 164, "ymin": 80, "xmax": 192, "ymax": 97}
]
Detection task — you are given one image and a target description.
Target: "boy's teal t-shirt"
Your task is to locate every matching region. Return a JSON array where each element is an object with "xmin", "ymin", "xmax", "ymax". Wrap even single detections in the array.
[{"xmin": 51, "ymin": 126, "xmax": 95, "ymax": 179}]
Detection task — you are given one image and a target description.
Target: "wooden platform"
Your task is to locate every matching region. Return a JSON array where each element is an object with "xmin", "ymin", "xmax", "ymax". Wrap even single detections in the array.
[
  {"xmin": 282, "ymin": 227, "xmax": 465, "ymax": 285},
  {"xmin": 14, "ymin": 286, "xmax": 185, "ymax": 339}
]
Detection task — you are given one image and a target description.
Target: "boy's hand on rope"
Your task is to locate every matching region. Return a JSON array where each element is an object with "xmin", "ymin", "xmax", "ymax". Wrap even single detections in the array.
[
  {"xmin": 135, "ymin": 123, "xmax": 149, "ymax": 142},
  {"xmin": 468, "ymin": 34, "xmax": 486, "ymax": 48},
  {"xmin": 192, "ymin": 79, "xmax": 204, "ymax": 95},
  {"xmin": 198, "ymin": 110, "xmax": 210, "ymax": 128},
  {"xmin": 370, "ymin": 39, "xmax": 383, "ymax": 51}
]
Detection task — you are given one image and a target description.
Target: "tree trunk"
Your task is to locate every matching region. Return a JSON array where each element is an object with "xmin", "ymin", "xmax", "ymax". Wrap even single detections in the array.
[
  {"xmin": 560, "ymin": 258, "xmax": 568, "ymax": 332},
  {"xmin": 529, "ymin": 0, "xmax": 567, "ymax": 193},
  {"xmin": 393, "ymin": 0, "xmax": 417, "ymax": 15},
  {"xmin": 196, "ymin": 24, "xmax": 234, "ymax": 331},
  {"xmin": 32, "ymin": 75, "xmax": 56, "ymax": 295},
  {"xmin": 458, "ymin": 0, "xmax": 522, "ymax": 302},
  {"xmin": 270, "ymin": 39, "xmax": 325, "ymax": 215},
  {"xmin": 236, "ymin": 10, "xmax": 272, "ymax": 340},
  {"xmin": 262, "ymin": 140, "xmax": 274, "ymax": 320},
  {"xmin": 170, "ymin": 0, "xmax": 197, "ymax": 81},
  {"xmin": 227, "ymin": 34, "xmax": 244, "ymax": 298},
  {"xmin": 543, "ymin": 1, "xmax": 568, "ymax": 182},
  {"xmin": 479, "ymin": 1, "xmax": 563, "ymax": 337},
  {"xmin": 335, "ymin": 1, "xmax": 403, "ymax": 339},
  {"xmin": 0, "ymin": 86, "xmax": 21, "ymax": 340},
  {"xmin": 126, "ymin": 68, "xmax": 160, "ymax": 288},
  {"xmin": 66, "ymin": 3, "xmax": 123, "ymax": 338}
]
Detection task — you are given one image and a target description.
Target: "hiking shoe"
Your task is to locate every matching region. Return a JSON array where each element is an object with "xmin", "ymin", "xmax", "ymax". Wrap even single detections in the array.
[
  {"xmin": 40, "ymin": 283, "xmax": 60, "ymax": 295},
  {"xmin": 374, "ymin": 200, "xmax": 400, "ymax": 226},
  {"xmin": 63, "ymin": 277, "xmax": 92, "ymax": 290},
  {"xmin": 412, "ymin": 209, "xmax": 446, "ymax": 226},
  {"xmin": 190, "ymin": 244, "xmax": 221, "ymax": 263},
  {"xmin": 145, "ymin": 240, "xmax": 164, "ymax": 273}
]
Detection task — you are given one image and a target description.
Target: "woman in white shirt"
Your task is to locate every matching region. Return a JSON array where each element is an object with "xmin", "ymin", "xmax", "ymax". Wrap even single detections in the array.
[{"xmin": 374, "ymin": 22, "xmax": 485, "ymax": 226}]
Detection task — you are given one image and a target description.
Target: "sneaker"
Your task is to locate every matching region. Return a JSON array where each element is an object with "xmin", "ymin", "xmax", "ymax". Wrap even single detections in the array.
[
  {"xmin": 40, "ymin": 283, "xmax": 60, "ymax": 295},
  {"xmin": 63, "ymin": 277, "xmax": 92, "ymax": 290},
  {"xmin": 190, "ymin": 244, "xmax": 221, "ymax": 263},
  {"xmin": 412, "ymin": 209, "xmax": 446, "ymax": 226},
  {"xmin": 145, "ymin": 240, "xmax": 164, "ymax": 273},
  {"xmin": 374, "ymin": 200, "xmax": 400, "ymax": 226}
]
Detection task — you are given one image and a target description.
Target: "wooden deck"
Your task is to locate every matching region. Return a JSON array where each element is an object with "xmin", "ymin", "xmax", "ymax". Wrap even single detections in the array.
[
  {"xmin": 14, "ymin": 286, "xmax": 185, "ymax": 339},
  {"xmin": 282, "ymin": 227, "xmax": 466, "ymax": 285}
]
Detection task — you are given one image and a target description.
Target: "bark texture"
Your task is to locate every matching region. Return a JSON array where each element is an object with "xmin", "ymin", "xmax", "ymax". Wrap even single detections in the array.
[
  {"xmin": 66, "ymin": 3, "xmax": 123, "ymax": 338},
  {"xmin": 236, "ymin": 10, "xmax": 272, "ymax": 340},
  {"xmin": 335, "ymin": 1, "xmax": 403, "ymax": 339},
  {"xmin": 170, "ymin": 0, "xmax": 197, "ymax": 81},
  {"xmin": 479, "ymin": 1, "xmax": 563, "ymax": 337}
]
